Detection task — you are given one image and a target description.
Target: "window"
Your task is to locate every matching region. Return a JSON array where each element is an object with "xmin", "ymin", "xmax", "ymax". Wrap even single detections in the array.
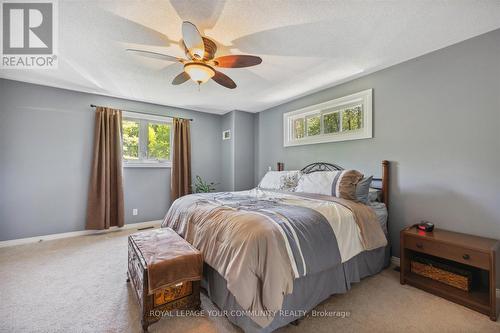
[
  {"xmin": 122, "ymin": 112, "xmax": 172, "ymax": 167},
  {"xmin": 283, "ymin": 89, "xmax": 372, "ymax": 147},
  {"xmin": 306, "ymin": 114, "xmax": 320, "ymax": 136},
  {"xmin": 122, "ymin": 119, "xmax": 140, "ymax": 160},
  {"xmin": 293, "ymin": 118, "xmax": 305, "ymax": 139},
  {"xmin": 323, "ymin": 111, "xmax": 340, "ymax": 134}
]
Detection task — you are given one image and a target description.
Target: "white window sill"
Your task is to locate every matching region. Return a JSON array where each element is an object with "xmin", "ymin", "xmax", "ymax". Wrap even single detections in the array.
[{"xmin": 123, "ymin": 162, "xmax": 172, "ymax": 168}]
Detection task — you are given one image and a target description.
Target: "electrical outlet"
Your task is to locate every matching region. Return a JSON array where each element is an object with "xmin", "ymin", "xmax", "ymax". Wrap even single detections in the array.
[
  {"xmin": 268, "ymin": 166, "xmax": 272, "ymax": 171},
  {"xmin": 132, "ymin": 209, "xmax": 138, "ymax": 216}
]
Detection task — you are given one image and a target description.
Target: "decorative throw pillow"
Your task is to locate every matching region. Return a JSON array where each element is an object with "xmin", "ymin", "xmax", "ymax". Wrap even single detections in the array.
[
  {"xmin": 333, "ymin": 170, "xmax": 364, "ymax": 200},
  {"xmin": 296, "ymin": 170, "xmax": 364, "ymax": 200},
  {"xmin": 258, "ymin": 170, "xmax": 301, "ymax": 191},
  {"xmin": 279, "ymin": 172, "xmax": 301, "ymax": 191},
  {"xmin": 356, "ymin": 176, "xmax": 373, "ymax": 204}
]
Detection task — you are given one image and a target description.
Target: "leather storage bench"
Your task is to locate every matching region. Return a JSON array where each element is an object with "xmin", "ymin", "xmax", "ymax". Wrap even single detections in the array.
[{"xmin": 127, "ymin": 228, "xmax": 202, "ymax": 332}]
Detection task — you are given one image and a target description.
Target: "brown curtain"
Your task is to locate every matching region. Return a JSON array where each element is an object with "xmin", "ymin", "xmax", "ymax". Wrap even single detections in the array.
[
  {"xmin": 171, "ymin": 118, "xmax": 191, "ymax": 201},
  {"xmin": 86, "ymin": 107, "xmax": 124, "ymax": 230}
]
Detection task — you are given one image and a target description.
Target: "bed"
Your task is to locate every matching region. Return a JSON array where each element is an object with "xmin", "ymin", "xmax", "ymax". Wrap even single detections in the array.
[{"xmin": 161, "ymin": 161, "xmax": 391, "ymax": 332}]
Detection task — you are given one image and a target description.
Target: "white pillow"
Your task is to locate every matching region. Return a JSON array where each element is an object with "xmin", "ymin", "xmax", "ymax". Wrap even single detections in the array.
[
  {"xmin": 258, "ymin": 170, "xmax": 302, "ymax": 191},
  {"xmin": 295, "ymin": 171, "xmax": 340, "ymax": 195}
]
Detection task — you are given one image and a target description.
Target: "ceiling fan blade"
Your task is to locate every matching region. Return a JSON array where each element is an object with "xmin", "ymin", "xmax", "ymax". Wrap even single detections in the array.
[
  {"xmin": 172, "ymin": 71, "xmax": 190, "ymax": 85},
  {"xmin": 126, "ymin": 49, "xmax": 182, "ymax": 63},
  {"xmin": 202, "ymin": 37, "xmax": 217, "ymax": 61},
  {"xmin": 181, "ymin": 21, "xmax": 205, "ymax": 60},
  {"xmin": 214, "ymin": 55, "xmax": 262, "ymax": 68},
  {"xmin": 182, "ymin": 38, "xmax": 216, "ymax": 61},
  {"xmin": 212, "ymin": 70, "xmax": 237, "ymax": 89}
]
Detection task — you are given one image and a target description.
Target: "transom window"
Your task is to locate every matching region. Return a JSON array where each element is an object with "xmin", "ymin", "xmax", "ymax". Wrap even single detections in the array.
[
  {"xmin": 283, "ymin": 89, "xmax": 372, "ymax": 147},
  {"xmin": 122, "ymin": 112, "xmax": 172, "ymax": 167}
]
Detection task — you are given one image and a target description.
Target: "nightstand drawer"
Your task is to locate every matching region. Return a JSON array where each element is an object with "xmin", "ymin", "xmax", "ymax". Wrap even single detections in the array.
[{"xmin": 405, "ymin": 235, "xmax": 490, "ymax": 270}]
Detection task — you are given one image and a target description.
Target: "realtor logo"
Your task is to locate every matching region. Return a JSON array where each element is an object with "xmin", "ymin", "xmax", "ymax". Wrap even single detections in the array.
[{"xmin": 1, "ymin": 0, "xmax": 58, "ymax": 68}]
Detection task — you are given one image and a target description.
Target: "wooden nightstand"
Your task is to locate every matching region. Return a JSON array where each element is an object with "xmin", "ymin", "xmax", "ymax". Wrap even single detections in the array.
[{"xmin": 400, "ymin": 227, "xmax": 500, "ymax": 321}]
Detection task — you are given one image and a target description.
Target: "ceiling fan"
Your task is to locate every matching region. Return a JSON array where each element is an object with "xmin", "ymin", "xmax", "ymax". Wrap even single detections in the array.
[{"xmin": 126, "ymin": 21, "xmax": 262, "ymax": 89}]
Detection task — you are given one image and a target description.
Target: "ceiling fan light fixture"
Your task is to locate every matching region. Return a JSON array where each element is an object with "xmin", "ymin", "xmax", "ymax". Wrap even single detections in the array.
[{"xmin": 184, "ymin": 62, "xmax": 215, "ymax": 84}]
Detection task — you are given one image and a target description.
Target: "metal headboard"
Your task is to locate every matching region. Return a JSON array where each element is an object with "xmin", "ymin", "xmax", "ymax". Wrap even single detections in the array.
[{"xmin": 300, "ymin": 162, "xmax": 343, "ymax": 174}]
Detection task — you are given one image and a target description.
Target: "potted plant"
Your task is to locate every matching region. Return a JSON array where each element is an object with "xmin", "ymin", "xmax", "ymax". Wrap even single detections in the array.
[{"xmin": 192, "ymin": 175, "xmax": 218, "ymax": 193}]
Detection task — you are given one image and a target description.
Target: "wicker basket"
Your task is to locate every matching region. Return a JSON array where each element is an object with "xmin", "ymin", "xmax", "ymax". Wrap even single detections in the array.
[{"xmin": 411, "ymin": 257, "xmax": 472, "ymax": 291}]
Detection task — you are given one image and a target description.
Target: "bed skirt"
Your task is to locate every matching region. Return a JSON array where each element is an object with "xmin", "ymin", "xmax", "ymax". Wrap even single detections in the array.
[{"xmin": 201, "ymin": 245, "xmax": 390, "ymax": 333}]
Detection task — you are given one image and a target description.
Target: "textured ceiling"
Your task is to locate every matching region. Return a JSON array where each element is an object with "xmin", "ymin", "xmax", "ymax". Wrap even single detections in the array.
[{"xmin": 2, "ymin": 0, "xmax": 500, "ymax": 114}]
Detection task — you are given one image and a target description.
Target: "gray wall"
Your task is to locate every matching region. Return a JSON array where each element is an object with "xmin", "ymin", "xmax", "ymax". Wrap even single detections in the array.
[
  {"xmin": 253, "ymin": 113, "xmax": 261, "ymax": 185},
  {"xmin": 220, "ymin": 111, "xmax": 234, "ymax": 191},
  {"xmin": 0, "ymin": 79, "xmax": 222, "ymax": 241},
  {"xmin": 220, "ymin": 110, "xmax": 256, "ymax": 191},
  {"xmin": 233, "ymin": 111, "xmax": 255, "ymax": 191},
  {"xmin": 255, "ymin": 29, "xmax": 500, "ymax": 257}
]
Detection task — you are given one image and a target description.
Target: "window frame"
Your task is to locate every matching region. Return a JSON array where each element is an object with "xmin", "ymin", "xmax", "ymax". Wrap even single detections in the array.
[
  {"xmin": 122, "ymin": 111, "xmax": 173, "ymax": 168},
  {"xmin": 283, "ymin": 89, "xmax": 373, "ymax": 147}
]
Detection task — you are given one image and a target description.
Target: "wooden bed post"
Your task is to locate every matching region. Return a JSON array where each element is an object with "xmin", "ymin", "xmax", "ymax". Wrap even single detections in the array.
[{"xmin": 381, "ymin": 160, "xmax": 389, "ymax": 210}]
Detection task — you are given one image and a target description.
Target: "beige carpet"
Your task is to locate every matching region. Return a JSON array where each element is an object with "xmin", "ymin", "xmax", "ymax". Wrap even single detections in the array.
[{"xmin": 1, "ymin": 228, "xmax": 498, "ymax": 333}]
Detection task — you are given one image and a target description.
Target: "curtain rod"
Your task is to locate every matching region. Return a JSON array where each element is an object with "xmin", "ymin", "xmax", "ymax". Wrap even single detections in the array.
[{"xmin": 89, "ymin": 104, "xmax": 193, "ymax": 121}]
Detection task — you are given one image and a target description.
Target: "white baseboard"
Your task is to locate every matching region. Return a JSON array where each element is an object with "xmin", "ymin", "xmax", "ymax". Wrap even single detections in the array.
[
  {"xmin": 392, "ymin": 256, "xmax": 500, "ymax": 298},
  {"xmin": 0, "ymin": 220, "xmax": 162, "ymax": 248}
]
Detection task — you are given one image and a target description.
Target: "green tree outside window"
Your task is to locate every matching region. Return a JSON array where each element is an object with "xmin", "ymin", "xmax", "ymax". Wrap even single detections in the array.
[
  {"xmin": 122, "ymin": 120, "xmax": 139, "ymax": 159},
  {"xmin": 342, "ymin": 106, "xmax": 363, "ymax": 131},
  {"xmin": 148, "ymin": 123, "xmax": 171, "ymax": 160},
  {"xmin": 306, "ymin": 115, "xmax": 320, "ymax": 136},
  {"xmin": 324, "ymin": 112, "xmax": 340, "ymax": 134},
  {"xmin": 294, "ymin": 118, "xmax": 305, "ymax": 139}
]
